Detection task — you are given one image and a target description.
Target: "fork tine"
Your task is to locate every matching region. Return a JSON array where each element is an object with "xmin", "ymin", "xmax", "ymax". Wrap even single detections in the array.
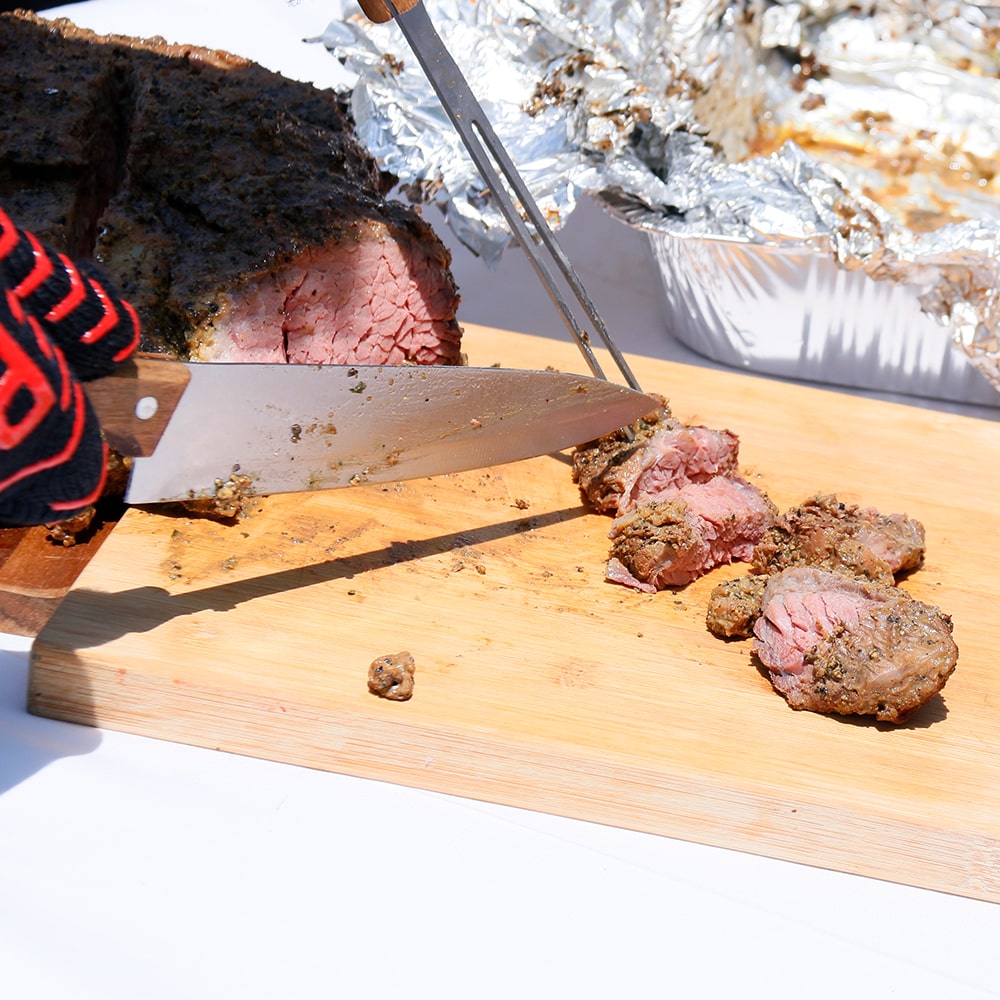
[{"xmin": 381, "ymin": 0, "xmax": 643, "ymax": 392}]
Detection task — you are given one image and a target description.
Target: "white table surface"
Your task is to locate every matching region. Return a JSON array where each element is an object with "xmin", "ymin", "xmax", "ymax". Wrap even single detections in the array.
[{"xmin": 2, "ymin": 3, "xmax": 999, "ymax": 998}]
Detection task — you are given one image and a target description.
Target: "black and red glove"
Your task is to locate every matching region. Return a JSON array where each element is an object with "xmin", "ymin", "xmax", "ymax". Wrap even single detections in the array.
[{"xmin": 0, "ymin": 206, "xmax": 140, "ymax": 526}]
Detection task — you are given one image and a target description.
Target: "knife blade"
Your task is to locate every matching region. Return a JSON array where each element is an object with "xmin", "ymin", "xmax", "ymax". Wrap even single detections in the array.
[{"xmin": 84, "ymin": 356, "xmax": 657, "ymax": 505}]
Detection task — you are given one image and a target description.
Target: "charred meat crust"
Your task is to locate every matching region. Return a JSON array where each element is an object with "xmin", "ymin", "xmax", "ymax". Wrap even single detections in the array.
[{"xmin": 0, "ymin": 13, "xmax": 135, "ymax": 256}]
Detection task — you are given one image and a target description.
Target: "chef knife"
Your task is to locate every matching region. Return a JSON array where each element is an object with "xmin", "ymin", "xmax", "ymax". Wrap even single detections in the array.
[{"xmin": 84, "ymin": 356, "xmax": 657, "ymax": 504}]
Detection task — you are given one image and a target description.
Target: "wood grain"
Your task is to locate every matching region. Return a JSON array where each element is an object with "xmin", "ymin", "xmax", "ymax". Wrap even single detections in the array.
[{"xmin": 29, "ymin": 324, "xmax": 1000, "ymax": 902}]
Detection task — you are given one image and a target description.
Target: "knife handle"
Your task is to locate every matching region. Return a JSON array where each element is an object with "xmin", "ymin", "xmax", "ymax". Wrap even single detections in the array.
[
  {"xmin": 83, "ymin": 354, "xmax": 191, "ymax": 458},
  {"xmin": 357, "ymin": 0, "xmax": 420, "ymax": 25}
]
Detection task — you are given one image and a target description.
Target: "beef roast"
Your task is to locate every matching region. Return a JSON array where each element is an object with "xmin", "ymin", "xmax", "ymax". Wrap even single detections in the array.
[
  {"xmin": 0, "ymin": 12, "xmax": 462, "ymax": 365},
  {"xmin": 573, "ymin": 397, "xmax": 739, "ymax": 516},
  {"xmin": 606, "ymin": 476, "xmax": 777, "ymax": 591},
  {"xmin": 752, "ymin": 567, "xmax": 957, "ymax": 722}
]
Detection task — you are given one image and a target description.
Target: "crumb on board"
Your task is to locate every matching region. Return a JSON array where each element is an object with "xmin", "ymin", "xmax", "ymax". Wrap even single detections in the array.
[
  {"xmin": 368, "ymin": 651, "xmax": 416, "ymax": 701},
  {"xmin": 46, "ymin": 506, "xmax": 96, "ymax": 546},
  {"xmin": 181, "ymin": 471, "xmax": 256, "ymax": 521}
]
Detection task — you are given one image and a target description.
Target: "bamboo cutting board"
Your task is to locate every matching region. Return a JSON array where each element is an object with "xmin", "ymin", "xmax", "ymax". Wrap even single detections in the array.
[{"xmin": 30, "ymin": 324, "xmax": 1000, "ymax": 902}]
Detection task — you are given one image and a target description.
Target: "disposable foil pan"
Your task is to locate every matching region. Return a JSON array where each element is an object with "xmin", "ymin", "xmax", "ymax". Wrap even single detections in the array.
[
  {"xmin": 318, "ymin": 0, "xmax": 1000, "ymax": 406},
  {"xmin": 648, "ymin": 233, "xmax": 1000, "ymax": 406}
]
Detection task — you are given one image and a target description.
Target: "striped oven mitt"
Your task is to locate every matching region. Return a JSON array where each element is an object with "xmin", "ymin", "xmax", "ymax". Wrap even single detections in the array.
[{"xmin": 0, "ymin": 206, "xmax": 140, "ymax": 526}]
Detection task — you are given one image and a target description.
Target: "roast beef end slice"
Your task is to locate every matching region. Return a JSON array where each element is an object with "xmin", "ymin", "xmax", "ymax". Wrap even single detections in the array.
[
  {"xmin": 190, "ymin": 238, "xmax": 463, "ymax": 366},
  {"xmin": 753, "ymin": 567, "xmax": 958, "ymax": 722}
]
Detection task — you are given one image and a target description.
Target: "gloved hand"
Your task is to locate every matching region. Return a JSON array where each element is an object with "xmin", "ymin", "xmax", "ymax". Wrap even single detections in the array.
[{"xmin": 0, "ymin": 206, "xmax": 140, "ymax": 526}]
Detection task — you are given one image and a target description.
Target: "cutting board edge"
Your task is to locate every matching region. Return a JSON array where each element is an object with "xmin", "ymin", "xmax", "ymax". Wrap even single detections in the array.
[{"xmin": 27, "ymin": 647, "xmax": 1000, "ymax": 905}]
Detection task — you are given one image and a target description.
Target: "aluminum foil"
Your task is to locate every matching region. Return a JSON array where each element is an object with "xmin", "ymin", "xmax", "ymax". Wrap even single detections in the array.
[{"xmin": 312, "ymin": 0, "xmax": 1000, "ymax": 394}]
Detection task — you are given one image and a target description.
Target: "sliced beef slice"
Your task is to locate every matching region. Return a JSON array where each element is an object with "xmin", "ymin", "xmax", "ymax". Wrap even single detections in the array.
[
  {"xmin": 626, "ymin": 423, "xmax": 741, "ymax": 509},
  {"xmin": 606, "ymin": 476, "xmax": 777, "ymax": 591},
  {"xmin": 572, "ymin": 396, "xmax": 672, "ymax": 514},
  {"xmin": 753, "ymin": 566, "xmax": 957, "ymax": 722},
  {"xmin": 751, "ymin": 494, "xmax": 925, "ymax": 584},
  {"xmin": 0, "ymin": 12, "xmax": 462, "ymax": 366},
  {"xmin": 573, "ymin": 398, "xmax": 739, "ymax": 516}
]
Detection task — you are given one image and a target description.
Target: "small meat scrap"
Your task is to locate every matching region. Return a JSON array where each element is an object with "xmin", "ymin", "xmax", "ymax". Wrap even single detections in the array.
[
  {"xmin": 751, "ymin": 494, "xmax": 925, "ymax": 583},
  {"xmin": 753, "ymin": 567, "xmax": 958, "ymax": 723},
  {"xmin": 368, "ymin": 651, "xmax": 416, "ymax": 701},
  {"xmin": 46, "ymin": 506, "xmax": 97, "ymax": 547},
  {"xmin": 705, "ymin": 573, "xmax": 770, "ymax": 638},
  {"xmin": 606, "ymin": 476, "xmax": 778, "ymax": 591},
  {"xmin": 179, "ymin": 472, "xmax": 256, "ymax": 522},
  {"xmin": 573, "ymin": 396, "xmax": 740, "ymax": 516},
  {"xmin": 46, "ymin": 450, "xmax": 132, "ymax": 545}
]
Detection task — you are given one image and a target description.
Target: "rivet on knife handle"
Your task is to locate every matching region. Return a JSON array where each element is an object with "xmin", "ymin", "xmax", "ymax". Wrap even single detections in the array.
[
  {"xmin": 363, "ymin": 0, "xmax": 642, "ymax": 392},
  {"xmin": 83, "ymin": 355, "xmax": 192, "ymax": 458}
]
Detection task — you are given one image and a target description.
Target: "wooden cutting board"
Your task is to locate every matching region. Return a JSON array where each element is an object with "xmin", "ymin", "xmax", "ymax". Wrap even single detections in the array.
[{"xmin": 30, "ymin": 324, "xmax": 1000, "ymax": 903}]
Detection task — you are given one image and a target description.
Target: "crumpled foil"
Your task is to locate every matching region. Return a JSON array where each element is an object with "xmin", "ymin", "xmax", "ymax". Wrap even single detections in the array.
[{"xmin": 313, "ymin": 0, "xmax": 1000, "ymax": 393}]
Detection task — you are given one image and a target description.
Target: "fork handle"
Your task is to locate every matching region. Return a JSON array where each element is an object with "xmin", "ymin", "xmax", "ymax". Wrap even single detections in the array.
[{"xmin": 357, "ymin": 0, "xmax": 420, "ymax": 24}]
